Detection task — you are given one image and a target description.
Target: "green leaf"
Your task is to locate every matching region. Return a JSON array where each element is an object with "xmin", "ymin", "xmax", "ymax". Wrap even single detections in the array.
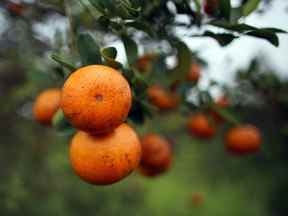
[
  {"xmin": 242, "ymin": 0, "xmax": 261, "ymax": 17},
  {"xmin": 76, "ymin": 33, "xmax": 102, "ymax": 66},
  {"xmin": 52, "ymin": 109, "xmax": 76, "ymax": 135},
  {"xmin": 125, "ymin": 21, "xmax": 156, "ymax": 37},
  {"xmin": 88, "ymin": 0, "xmax": 140, "ymax": 19},
  {"xmin": 128, "ymin": 100, "xmax": 145, "ymax": 124},
  {"xmin": 131, "ymin": 71, "xmax": 149, "ymax": 96},
  {"xmin": 199, "ymin": 90, "xmax": 214, "ymax": 106},
  {"xmin": 121, "ymin": 0, "xmax": 140, "ymax": 15},
  {"xmin": 111, "ymin": 0, "xmax": 140, "ymax": 19},
  {"xmin": 193, "ymin": 0, "xmax": 201, "ymax": 13},
  {"xmin": 53, "ymin": 67, "xmax": 65, "ymax": 79},
  {"xmin": 246, "ymin": 30, "xmax": 279, "ymax": 47},
  {"xmin": 259, "ymin": 28, "xmax": 287, "ymax": 33},
  {"xmin": 101, "ymin": 47, "xmax": 117, "ymax": 59},
  {"xmin": 230, "ymin": 7, "xmax": 243, "ymax": 23},
  {"xmin": 128, "ymin": 99, "xmax": 155, "ymax": 125},
  {"xmin": 88, "ymin": 0, "xmax": 107, "ymax": 14},
  {"xmin": 211, "ymin": 106, "xmax": 241, "ymax": 125},
  {"xmin": 101, "ymin": 47, "xmax": 123, "ymax": 69},
  {"xmin": 219, "ymin": 0, "xmax": 231, "ymax": 21},
  {"xmin": 121, "ymin": 35, "xmax": 138, "ymax": 65},
  {"xmin": 202, "ymin": 31, "xmax": 238, "ymax": 46},
  {"xmin": 121, "ymin": 68, "xmax": 134, "ymax": 81},
  {"xmin": 79, "ymin": 0, "xmax": 104, "ymax": 19},
  {"xmin": 50, "ymin": 54, "xmax": 77, "ymax": 72},
  {"xmin": 169, "ymin": 38, "xmax": 192, "ymax": 81},
  {"xmin": 210, "ymin": 21, "xmax": 257, "ymax": 32},
  {"xmin": 210, "ymin": 21, "xmax": 287, "ymax": 35}
]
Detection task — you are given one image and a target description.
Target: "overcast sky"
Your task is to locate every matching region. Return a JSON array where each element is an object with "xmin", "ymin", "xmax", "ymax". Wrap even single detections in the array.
[
  {"xmin": 190, "ymin": 0, "xmax": 288, "ymax": 83},
  {"xmin": 1, "ymin": 0, "xmax": 288, "ymax": 86}
]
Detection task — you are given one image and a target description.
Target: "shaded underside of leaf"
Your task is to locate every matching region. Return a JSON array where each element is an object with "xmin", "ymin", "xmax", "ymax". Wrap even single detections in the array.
[
  {"xmin": 169, "ymin": 38, "xmax": 192, "ymax": 82},
  {"xmin": 76, "ymin": 33, "xmax": 102, "ymax": 66},
  {"xmin": 246, "ymin": 30, "xmax": 279, "ymax": 47},
  {"xmin": 121, "ymin": 34, "xmax": 138, "ymax": 65},
  {"xmin": 202, "ymin": 31, "xmax": 238, "ymax": 46}
]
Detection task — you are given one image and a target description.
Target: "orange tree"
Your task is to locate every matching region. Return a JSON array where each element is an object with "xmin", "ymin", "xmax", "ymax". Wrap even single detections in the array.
[
  {"xmin": 27, "ymin": 0, "xmax": 287, "ymax": 185},
  {"xmin": 0, "ymin": 0, "xmax": 288, "ymax": 215}
]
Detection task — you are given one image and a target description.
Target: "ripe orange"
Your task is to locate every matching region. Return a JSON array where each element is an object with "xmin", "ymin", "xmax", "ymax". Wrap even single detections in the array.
[
  {"xmin": 61, "ymin": 65, "xmax": 132, "ymax": 134},
  {"xmin": 216, "ymin": 96, "xmax": 229, "ymax": 108},
  {"xmin": 187, "ymin": 64, "xmax": 201, "ymax": 82},
  {"xmin": 187, "ymin": 113, "xmax": 216, "ymax": 139},
  {"xmin": 7, "ymin": 2, "xmax": 25, "ymax": 16},
  {"xmin": 204, "ymin": 0, "xmax": 219, "ymax": 16},
  {"xmin": 147, "ymin": 84, "xmax": 179, "ymax": 110},
  {"xmin": 139, "ymin": 133, "xmax": 172, "ymax": 176},
  {"xmin": 69, "ymin": 123, "xmax": 141, "ymax": 185},
  {"xmin": 136, "ymin": 53, "xmax": 156, "ymax": 73},
  {"xmin": 33, "ymin": 88, "xmax": 61, "ymax": 125},
  {"xmin": 225, "ymin": 125, "xmax": 262, "ymax": 155},
  {"xmin": 211, "ymin": 96, "xmax": 230, "ymax": 123}
]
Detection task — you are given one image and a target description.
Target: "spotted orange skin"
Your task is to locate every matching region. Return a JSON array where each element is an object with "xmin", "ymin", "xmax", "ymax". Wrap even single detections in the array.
[
  {"xmin": 147, "ymin": 85, "xmax": 179, "ymax": 110},
  {"xmin": 225, "ymin": 125, "xmax": 262, "ymax": 155},
  {"xmin": 33, "ymin": 88, "xmax": 61, "ymax": 125},
  {"xmin": 187, "ymin": 64, "xmax": 201, "ymax": 82},
  {"xmin": 139, "ymin": 133, "xmax": 172, "ymax": 177},
  {"xmin": 187, "ymin": 113, "xmax": 216, "ymax": 139},
  {"xmin": 61, "ymin": 65, "xmax": 132, "ymax": 134},
  {"xmin": 70, "ymin": 123, "xmax": 141, "ymax": 185},
  {"xmin": 211, "ymin": 96, "xmax": 230, "ymax": 123}
]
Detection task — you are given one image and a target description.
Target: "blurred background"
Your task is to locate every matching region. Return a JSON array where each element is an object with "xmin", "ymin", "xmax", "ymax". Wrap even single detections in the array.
[{"xmin": 1, "ymin": 0, "xmax": 288, "ymax": 215}]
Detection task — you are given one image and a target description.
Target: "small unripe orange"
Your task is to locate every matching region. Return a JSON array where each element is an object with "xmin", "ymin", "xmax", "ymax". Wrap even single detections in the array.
[
  {"xmin": 187, "ymin": 113, "xmax": 216, "ymax": 139},
  {"xmin": 7, "ymin": 2, "xmax": 25, "ymax": 16},
  {"xmin": 33, "ymin": 88, "xmax": 61, "ymax": 125},
  {"xmin": 139, "ymin": 133, "xmax": 172, "ymax": 177},
  {"xmin": 147, "ymin": 84, "xmax": 179, "ymax": 110},
  {"xmin": 225, "ymin": 125, "xmax": 262, "ymax": 155},
  {"xmin": 136, "ymin": 54, "xmax": 156, "ymax": 73}
]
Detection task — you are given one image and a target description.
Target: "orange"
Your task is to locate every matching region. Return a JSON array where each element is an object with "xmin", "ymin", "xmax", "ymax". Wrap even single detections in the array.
[
  {"xmin": 61, "ymin": 65, "xmax": 132, "ymax": 134},
  {"xmin": 7, "ymin": 2, "xmax": 25, "ymax": 16},
  {"xmin": 147, "ymin": 84, "xmax": 179, "ymax": 110},
  {"xmin": 204, "ymin": 0, "xmax": 219, "ymax": 16},
  {"xmin": 187, "ymin": 113, "xmax": 216, "ymax": 139},
  {"xmin": 69, "ymin": 123, "xmax": 141, "ymax": 185},
  {"xmin": 211, "ymin": 96, "xmax": 230, "ymax": 123},
  {"xmin": 136, "ymin": 53, "xmax": 156, "ymax": 73},
  {"xmin": 139, "ymin": 133, "xmax": 172, "ymax": 176},
  {"xmin": 33, "ymin": 88, "xmax": 61, "ymax": 125},
  {"xmin": 187, "ymin": 64, "xmax": 201, "ymax": 82},
  {"xmin": 225, "ymin": 125, "xmax": 262, "ymax": 155},
  {"xmin": 216, "ymin": 96, "xmax": 229, "ymax": 108}
]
